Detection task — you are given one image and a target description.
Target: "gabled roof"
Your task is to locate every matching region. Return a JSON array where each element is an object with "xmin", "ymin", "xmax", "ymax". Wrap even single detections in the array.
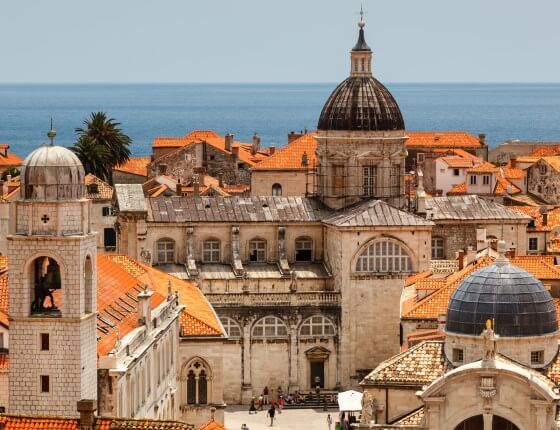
[
  {"xmin": 361, "ymin": 340, "xmax": 446, "ymax": 387},
  {"xmin": 115, "ymin": 184, "xmax": 147, "ymax": 212},
  {"xmin": 493, "ymin": 174, "xmax": 521, "ymax": 195},
  {"xmin": 467, "ymin": 161, "xmax": 499, "ymax": 174},
  {"xmin": 152, "ymin": 130, "xmax": 221, "ymax": 148},
  {"xmin": 85, "ymin": 174, "xmax": 113, "ymax": 200},
  {"xmin": 541, "ymin": 156, "xmax": 560, "ymax": 173},
  {"xmin": 199, "ymin": 420, "xmax": 225, "ymax": 430},
  {"xmin": 114, "ymin": 157, "xmax": 150, "ymax": 177},
  {"xmin": 425, "ymin": 195, "xmax": 532, "ymax": 221},
  {"xmin": 148, "ymin": 196, "xmax": 330, "ymax": 223},
  {"xmin": 253, "ymin": 133, "xmax": 318, "ymax": 170},
  {"xmin": 439, "ymin": 156, "xmax": 476, "ymax": 168},
  {"xmin": 508, "ymin": 206, "xmax": 560, "ymax": 232},
  {"xmin": 502, "ymin": 166, "xmax": 526, "ymax": 180},
  {"xmin": 323, "ymin": 200, "xmax": 434, "ymax": 227},
  {"xmin": 0, "ymin": 144, "xmax": 22, "ymax": 167},
  {"xmin": 406, "ymin": 131, "xmax": 483, "ymax": 149}
]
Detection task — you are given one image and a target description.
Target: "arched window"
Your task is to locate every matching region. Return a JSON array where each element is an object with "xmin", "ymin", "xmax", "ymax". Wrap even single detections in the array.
[
  {"xmin": 252, "ymin": 316, "xmax": 288, "ymax": 338},
  {"xmin": 31, "ymin": 256, "xmax": 62, "ymax": 315},
  {"xmin": 184, "ymin": 359, "xmax": 211, "ymax": 405},
  {"xmin": 431, "ymin": 237, "xmax": 445, "ymax": 260},
  {"xmin": 355, "ymin": 240, "xmax": 412, "ymax": 273},
  {"xmin": 84, "ymin": 255, "xmax": 93, "ymax": 313},
  {"xmin": 202, "ymin": 239, "xmax": 221, "ymax": 263},
  {"xmin": 300, "ymin": 316, "xmax": 336, "ymax": 337},
  {"xmin": 249, "ymin": 239, "xmax": 266, "ymax": 262},
  {"xmin": 220, "ymin": 317, "xmax": 242, "ymax": 338},
  {"xmin": 156, "ymin": 238, "xmax": 175, "ymax": 264},
  {"xmin": 272, "ymin": 183, "xmax": 282, "ymax": 196},
  {"xmin": 295, "ymin": 237, "xmax": 313, "ymax": 262}
]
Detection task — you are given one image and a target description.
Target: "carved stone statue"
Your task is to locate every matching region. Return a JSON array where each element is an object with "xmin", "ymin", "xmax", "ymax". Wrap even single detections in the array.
[
  {"xmin": 361, "ymin": 391, "xmax": 374, "ymax": 424},
  {"xmin": 482, "ymin": 319, "xmax": 497, "ymax": 360}
]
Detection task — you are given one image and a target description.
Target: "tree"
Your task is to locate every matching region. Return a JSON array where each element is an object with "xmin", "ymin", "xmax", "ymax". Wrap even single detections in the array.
[
  {"xmin": 1, "ymin": 167, "xmax": 20, "ymax": 181},
  {"xmin": 70, "ymin": 136, "xmax": 111, "ymax": 181},
  {"xmin": 75, "ymin": 112, "xmax": 131, "ymax": 183}
]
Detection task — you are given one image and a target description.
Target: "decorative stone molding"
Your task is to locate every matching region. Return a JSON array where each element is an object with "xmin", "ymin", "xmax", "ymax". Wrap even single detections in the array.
[
  {"xmin": 231, "ymin": 226, "xmax": 245, "ymax": 278},
  {"xmin": 185, "ymin": 226, "xmax": 198, "ymax": 276},
  {"xmin": 277, "ymin": 226, "xmax": 291, "ymax": 276}
]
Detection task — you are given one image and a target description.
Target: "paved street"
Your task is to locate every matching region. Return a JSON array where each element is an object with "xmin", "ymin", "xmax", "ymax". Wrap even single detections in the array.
[{"xmin": 225, "ymin": 406, "xmax": 334, "ymax": 430}]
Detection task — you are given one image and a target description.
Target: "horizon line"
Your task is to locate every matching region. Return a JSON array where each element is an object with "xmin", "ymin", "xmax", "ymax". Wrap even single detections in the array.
[{"xmin": 1, "ymin": 81, "xmax": 560, "ymax": 85}]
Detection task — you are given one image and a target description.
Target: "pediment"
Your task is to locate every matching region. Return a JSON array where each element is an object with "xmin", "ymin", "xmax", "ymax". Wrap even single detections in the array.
[{"xmin": 305, "ymin": 346, "xmax": 331, "ymax": 361}]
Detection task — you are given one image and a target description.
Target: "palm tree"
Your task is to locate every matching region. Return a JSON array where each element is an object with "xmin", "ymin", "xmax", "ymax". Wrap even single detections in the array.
[
  {"xmin": 75, "ymin": 112, "xmax": 131, "ymax": 183},
  {"xmin": 70, "ymin": 136, "xmax": 111, "ymax": 181}
]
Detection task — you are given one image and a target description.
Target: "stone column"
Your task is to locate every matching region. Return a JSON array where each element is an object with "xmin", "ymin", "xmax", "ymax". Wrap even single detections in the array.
[
  {"xmin": 241, "ymin": 317, "xmax": 253, "ymax": 404},
  {"xmin": 288, "ymin": 318, "xmax": 299, "ymax": 393},
  {"xmin": 424, "ymin": 397, "xmax": 445, "ymax": 430},
  {"xmin": 531, "ymin": 400, "xmax": 549, "ymax": 429},
  {"xmin": 483, "ymin": 413, "xmax": 492, "ymax": 430}
]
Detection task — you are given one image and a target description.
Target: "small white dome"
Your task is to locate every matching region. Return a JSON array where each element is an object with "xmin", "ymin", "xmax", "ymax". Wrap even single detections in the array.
[{"xmin": 21, "ymin": 144, "xmax": 85, "ymax": 200}]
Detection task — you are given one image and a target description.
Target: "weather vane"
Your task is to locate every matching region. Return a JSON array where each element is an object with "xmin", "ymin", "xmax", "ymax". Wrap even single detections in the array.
[{"xmin": 47, "ymin": 117, "xmax": 57, "ymax": 145}]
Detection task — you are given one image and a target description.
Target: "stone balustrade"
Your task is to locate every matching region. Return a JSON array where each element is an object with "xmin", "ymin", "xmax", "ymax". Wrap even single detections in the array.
[{"xmin": 205, "ymin": 291, "xmax": 340, "ymax": 307}]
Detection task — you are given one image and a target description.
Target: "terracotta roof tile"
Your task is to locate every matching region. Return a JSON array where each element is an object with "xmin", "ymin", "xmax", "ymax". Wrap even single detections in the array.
[
  {"xmin": 362, "ymin": 340, "xmax": 446, "ymax": 386},
  {"xmin": 199, "ymin": 420, "xmax": 225, "ymax": 430},
  {"xmin": 0, "ymin": 415, "xmax": 78, "ymax": 430},
  {"xmin": 0, "ymin": 148, "xmax": 22, "ymax": 167},
  {"xmin": 531, "ymin": 145, "xmax": 560, "ymax": 157},
  {"xmin": 179, "ymin": 312, "xmax": 222, "ymax": 337},
  {"xmin": 152, "ymin": 130, "xmax": 221, "ymax": 148},
  {"xmin": 0, "ymin": 309, "xmax": 7, "ymax": 328},
  {"xmin": 253, "ymin": 133, "xmax": 318, "ymax": 170},
  {"xmin": 510, "ymin": 256, "xmax": 560, "ymax": 280},
  {"xmin": 0, "ymin": 271, "xmax": 7, "ymax": 314},
  {"xmin": 393, "ymin": 407, "xmax": 425, "ymax": 426},
  {"xmin": 85, "ymin": 174, "xmax": 113, "ymax": 200},
  {"xmin": 0, "ymin": 256, "xmax": 7, "ymax": 270},
  {"xmin": 448, "ymin": 182, "xmax": 466, "ymax": 194},
  {"xmin": 508, "ymin": 206, "xmax": 560, "ymax": 232},
  {"xmin": 0, "ymin": 353, "xmax": 8, "ymax": 369},
  {"xmin": 404, "ymin": 271, "xmax": 431, "ymax": 287},
  {"xmin": 541, "ymin": 156, "xmax": 560, "ymax": 173},
  {"xmin": 114, "ymin": 157, "xmax": 150, "ymax": 177},
  {"xmin": 100, "ymin": 418, "xmax": 194, "ymax": 430},
  {"xmin": 439, "ymin": 156, "xmax": 476, "ymax": 168},
  {"xmin": 493, "ymin": 174, "xmax": 521, "ymax": 195},
  {"xmin": 502, "ymin": 166, "xmax": 526, "ymax": 180},
  {"xmin": 406, "ymin": 131, "xmax": 483, "ymax": 149},
  {"xmin": 467, "ymin": 161, "xmax": 499, "ymax": 173}
]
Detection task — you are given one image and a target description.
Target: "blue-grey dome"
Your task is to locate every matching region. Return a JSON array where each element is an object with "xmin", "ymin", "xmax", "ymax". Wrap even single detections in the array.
[{"xmin": 446, "ymin": 260, "xmax": 558, "ymax": 337}]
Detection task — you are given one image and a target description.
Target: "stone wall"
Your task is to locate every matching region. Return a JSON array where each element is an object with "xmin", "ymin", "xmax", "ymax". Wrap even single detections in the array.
[
  {"xmin": 363, "ymin": 386, "xmax": 421, "ymax": 424},
  {"xmin": 250, "ymin": 171, "xmax": 311, "ymax": 197},
  {"xmin": 527, "ymin": 159, "xmax": 560, "ymax": 205},
  {"xmin": 0, "ymin": 369, "xmax": 8, "ymax": 412},
  {"xmin": 431, "ymin": 223, "xmax": 477, "ymax": 260}
]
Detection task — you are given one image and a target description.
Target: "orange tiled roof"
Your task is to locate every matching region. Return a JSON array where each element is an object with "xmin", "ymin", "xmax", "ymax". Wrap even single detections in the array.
[
  {"xmin": 0, "ymin": 271, "xmax": 7, "ymax": 314},
  {"xmin": 515, "ymin": 156, "xmax": 540, "ymax": 164},
  {"xmin": 406, "ymin": 131, "xmax": 483, "ymax": 149},
  {"xmin": 467, "ymin": 161, "xmax": 499, "ymax": 173},
  {"xmin": 0, "ymin": 147, "xmax": 22, "ymax": 167},
  {"xmin": 253, "ymin": 133, "xmax": 318, "ymax": 170},
  {"xmin": 439, "ymin": 156, "xmax": 476, "ymax": 169},
  {"xmin": 415, "ymin": 278, "xmax": 447, "ymax": 290},
  {"xmin": 114, "ymin": 157, "xmax": 150, "ymax": 177},
  {"xmin": 508, "ymin": 206, "xmax": 560, "ymax": 232},
  {"xmin": 0, "ymin": 309, "xmax": 7, "ymax": 328},
  {"xmin": 0, "ymin": 256, "xmax": 7, "ymax": 270},
  {"xmin": 199, "ymin": 420, "xmax": 225, "ymax": 430},
  {"xmin": 531, "ymin": 145, "xmax": 560, "ymax": 157},
  {"xmin": 510, "ymin": 256, "xmax": 560, "ymax": 280},
  {"xmin": 0, "ymin": 353, "xmax": 8, "ymax": 369},
  {"xmin": 153, "ymin": 130, "xmax": 221, "ymax": 148},
  {"xmin": 85, "ymin": 174, "xmax": 113, "ymax": 200},
  {"xmin": 493, "ymin": 174, "xmax": 521, "ymax": 195},
  {"xmin": 404, "ymin": 271, "xmax": 431, "ymax": 287},
  {"xmin": 541, "ymin": 156, "xmax": 560, "ymax": 173},
  {"xmin": 362, "ymin": 340, "xmax": 446, "ymax": 386},
  {"xmin": 502, "ymin": 166, "xmax": 526, "ymax": 180},
  {"xmin": 0, "ymin": 416, "xmax": 195, "ymax": 430},
  {"xmin": 394, "ymin": 407, "xmax": 425, "ymax": 426},
  {"xmin": 448, "ymin": 182, "xmax": 466, "ymax": 194}
]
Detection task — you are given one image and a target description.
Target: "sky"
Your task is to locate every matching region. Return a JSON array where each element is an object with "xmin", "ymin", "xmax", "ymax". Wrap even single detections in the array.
[{"xmin": 1, "ymin": 0, "xmax": 559, "ymax": 83}]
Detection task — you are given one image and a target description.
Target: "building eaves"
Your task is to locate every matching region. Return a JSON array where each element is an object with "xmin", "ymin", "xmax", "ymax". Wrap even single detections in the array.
[
  {"xmin": 425, "ymin": 195, "xmax": 532, "ymax": 221},
  {"xmin": 115, "ymin": 184, "xmax": 147, "ymax": 212}
]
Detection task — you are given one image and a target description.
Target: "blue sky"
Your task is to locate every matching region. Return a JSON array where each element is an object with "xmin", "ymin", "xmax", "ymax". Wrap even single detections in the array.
[{"xmin": 1, "ymin": 0, "xmax": 559, "ymax": 83}]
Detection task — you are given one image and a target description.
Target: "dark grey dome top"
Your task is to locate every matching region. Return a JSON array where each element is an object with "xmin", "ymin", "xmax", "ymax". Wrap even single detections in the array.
[
  {"xmin": 353, "ymin": 27, "xmax": 370, "ymax": 51},
  {"xmin": 446, "ymin": 261, "xmax": 558, "ymax": 337},
  {"xmin": 317, "ymin": 77, "xmax": 405, "ymax": 131}
]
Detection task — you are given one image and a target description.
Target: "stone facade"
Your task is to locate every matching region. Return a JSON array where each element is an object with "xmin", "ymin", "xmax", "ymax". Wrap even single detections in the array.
[
  {"xmin": 250, "ymin": 170, "xmax": 311, "ymax": 197},
  {"xmin": 526, "ymin": 158, "xmax": 560, "ymax": 204}
]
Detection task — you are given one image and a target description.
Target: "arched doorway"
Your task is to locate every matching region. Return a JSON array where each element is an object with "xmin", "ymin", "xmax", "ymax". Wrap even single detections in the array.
[
  {"xmin": 30, "ymin": 256, "xmax": 62, "ymax": 315},
  {"xmin": 454, "ymin": 415, "xmax": 520, "ymax": 430}
]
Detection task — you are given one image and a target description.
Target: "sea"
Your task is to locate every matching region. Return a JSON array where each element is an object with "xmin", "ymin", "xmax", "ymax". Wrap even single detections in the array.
[{"xmin": 1, "ymin": 83, "xmax": 560, "ymax": 157}]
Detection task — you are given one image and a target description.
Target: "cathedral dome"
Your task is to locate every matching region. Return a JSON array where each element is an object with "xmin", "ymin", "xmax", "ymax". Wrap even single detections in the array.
[
  {"xmin": 20, "ymin": 131, "xmax": 85, "ymax": 200},
  {"xmin": 317, "ymin": 18, "xmax": 404, "ymax": 132},
  {"xmin": 446, "ymin": 244, "xmax": 558, "ymax": 337}
]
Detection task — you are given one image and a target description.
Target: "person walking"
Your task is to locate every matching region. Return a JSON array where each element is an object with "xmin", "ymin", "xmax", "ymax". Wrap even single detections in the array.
[
  {"xmin": 248, "ymin": 397, "xmax": 257, "ymax": 414},
  {"xmin": 267, "ymin": 404, "xmax": 276, "ymax": 426},
  {"xmin": 327, "ymin": 414, "xmax": 333, "ymax": 430},
  {"xmin": 257, "ymin": 395, "xmax": 264, "ymax": 411},
  {"xmin": 263, "ymin": 386, "xmax": 269, "ymax": 405}
]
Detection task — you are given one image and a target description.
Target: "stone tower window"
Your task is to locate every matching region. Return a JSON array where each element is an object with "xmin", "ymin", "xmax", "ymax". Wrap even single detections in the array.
[
  {"xmin": 452, "ymin": 348, "xmax": 464, "ymax": 364},
  {"xmin": 40, "ymin": 333, "xmax": 50, "ymax": 351},
  {"xmin": 362, "ymin": 166, "xmax": 377, "ymax": 196},
  {"xmin": 531, "ymin": 350, "xmax": 544, "ymax": 365},
  {"xmin": 219, "ymin": 317, "xmax": 242, "ymax": 338},
  {"xmin": 185, "ymin": 359, "xmax": 211, "ymax": 405},
  {"xmin": 156, "ymin": 238, "xmax": 175, "ymax": 264},
  {"xmin": 40, "ymin": 375, "xmax": 50, "ymax": 393},
  {"xmin": 295, "ymin": 237, "xmax": 313, "ymax": 262},
  {"xmin": 30, "ymin": 257, "xmax": 62, "ymax": 315},
  {"xmin": 252, "ymin": 316, "xmax": 288, "ymax": 338},
  {"xmin": 332, "ymin": 165, "xmax": 345, "ymax": 196},
  {"xmin": 84, "ymin": 256, "xmax": 93, "ymax": 313},
  {"xmin": 355, "ymin": 240, "xmax": 412, "ymax": 273},
  {"xmin": 300, "ymin": 316, "xmax": 336, "ymax": 337}
]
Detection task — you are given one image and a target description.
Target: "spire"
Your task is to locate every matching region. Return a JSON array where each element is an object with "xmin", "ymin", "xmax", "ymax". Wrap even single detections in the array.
[
  {"xmin": 350, "ymin": 7, "xmax": 373, "ymax": 77},
  {"xmin": 46, "ymin": 117, "xmax": 56, "ymax": 146},
  {"xmin": 353, "ymin": 5, "xmax": 371, "ymax": 52}
]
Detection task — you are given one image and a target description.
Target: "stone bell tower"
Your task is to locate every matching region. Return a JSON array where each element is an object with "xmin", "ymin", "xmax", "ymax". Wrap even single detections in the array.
[
  {"xmin": 8, "ymin": 129, "xmax": 97, "ymax": 415},
  {"xmin": 315, "ymin": 12, "xmax": 407, "ymax": 210}
]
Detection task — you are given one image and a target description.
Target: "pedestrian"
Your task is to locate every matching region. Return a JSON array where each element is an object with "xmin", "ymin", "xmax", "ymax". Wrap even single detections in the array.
[
  {"xmin": 267, "ymin": 404, "xmax": 276, "ymax": 426},
  {"xmin": 327, "ymin": 414, "xmax": 333, "ymax": 430},
  {"xmin": 257, "ymin": 395, "xmax": 264, "ymax": 411},
  {"xmin": 263, "ymin": 386, "xmax": 269, "ymax": 405},
  {"xmin": 248, "ymin": 397, "xmax": 257, "ymax": 414}
]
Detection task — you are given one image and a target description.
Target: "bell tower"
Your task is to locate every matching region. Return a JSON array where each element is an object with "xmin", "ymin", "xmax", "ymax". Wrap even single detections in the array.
[{"xmin": 8, "ymin": 129, "xmax": 97, "ymax": 415}]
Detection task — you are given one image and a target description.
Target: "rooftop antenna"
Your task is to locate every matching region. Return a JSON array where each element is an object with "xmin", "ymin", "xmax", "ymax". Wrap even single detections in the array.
[
  {"xmin": 358, "ymin": 3, "xmax": 367, "ymax": 27},
  {"xmin": 47, "ymin": 117, "xmax": 56, "ymax": 145}
]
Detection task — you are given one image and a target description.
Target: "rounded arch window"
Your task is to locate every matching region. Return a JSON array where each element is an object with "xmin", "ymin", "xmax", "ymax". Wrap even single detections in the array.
[
  {"xmin": 272, "ymin": 183, "xmax": 282, "ymax": 196},
  {"xmin": 248, "ymin": 238, "xmax": 266, "ymax": 262},
  {"xmin": 355, "ymin": 239, "xmax": 412, "ymax": 273},
  {"xmin": 295, "ymin": 236, "xmax": 313, "ymax": 262},
  {"xmin": 220, "ymin": 317, "xmax": 242, "ymax": 338},
  {"xmin": 156, "ymin": 238, "xmax": 175, "ymax": 264},
  {"xmin": 252, "ymin": 316, "xmax": 288, "ymax": 338},
  {"xmin": 31, "ymin": 256, "xmax": 62, "ymax": 315},
  {"xmin": 84, "ymin": 255, "xmax": 94, "ymax": 313},
  {"xmin": 300, "ymin": 315, "xmax": 335, "ymax": 337}
]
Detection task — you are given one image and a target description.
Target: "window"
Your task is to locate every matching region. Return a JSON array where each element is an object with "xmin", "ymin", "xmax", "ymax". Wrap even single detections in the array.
[
  {"xmin": 483, "ymin": 175, "xmax": 490, "ymax": 185},
  {"xmin": 431, "ymin": 237, "xmax": 445, "ymax": 260},
  {"xmin": 219, "ymin": 317, "xmax": 242, "ymax": 338},
  {"xmin": 531, "ymin": 350, "xmax": 544, "ymax": 365},
  {"xmin": 453, "ymin": 168, "xmax": 460, "ymax": 176},
  {"xmin": 362, "ymin": 166, "xmax": 377, "ymax": 196},
  {"xmin": 158, "ymin": 164, "xmax": 167, "ymax": 175},
  {"xmin": 203, "ymin": 240, "xmax": 220, "ymax": 263},
  {"xmin": 102, "ymin": 206, "xmax": 115, "ymax": 217},
  {"xmin": 252, "ymin": 316, "xmax": 288, "ymax": 338},
  {"xmin": 249, "ymin": 239, "xmax": 266, "ymax": 262},
  {"xmin": 40, "ymin": 333, "xmax": 49, "ymax": 351},
  {"xmin": 332, "ymin": 164, "xmax": 345, "ymax": 196},
  {"xmin": 31, "ymin": 257, "xmax": 61, "ymax": 315},
  {"xmin": 417, "ymin": 153, "xmax": 425, "ymax": 163},
  {"xmin": 0, "ymin": 333, "xmax": 4, "ymax": 349},
  {"xmin": 40, "ymin": 375, "xmax": 50, "ymax": 393},
  {"xmin": 529, "ymin": 237, "xmax": 539, "ymax": 251},
  {"xmin": 185, "ymin": 359, "xmax": 211, "ymax": 405},
  {"xmin": 452, "ymin": 348, "xmax": 464, "ymax": 364},
  {"xmin": 355, "ymin": 240, "xmax": 412, "ymax": 273},
  {"xmin": 361, "ymin": 58, "xmax": 365, "ymax": 72},
  {"xmin": 156, "ymin": 239, "xmax": 175, "ymax": 264},
  {"xmin": 295, "ymin": 238, "xmax": 313, "ymax": 262},
  {"xmin": 272, "ymin": 183, "xmax": 282, "ymax": 196},
  {"xmin": 300, "ymin": 316, "xmax": 335, "ymax": 337},
  {"xmin": 469, "ymin": 175, "xmax": 477, "ymax": 185},
  {"xmin": 87, "ymin": 183, "xmax": 99, "ymax": 194},
  {"xmin": 539, "ymin": 164, "xmax": 547, "ymax": 175},
  {"xmin": 390, "ymin": 166, "xmax": 399, "ymax": 188}
]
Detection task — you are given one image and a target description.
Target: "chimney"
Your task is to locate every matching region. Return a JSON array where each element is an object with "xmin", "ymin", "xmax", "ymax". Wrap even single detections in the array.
[
  {"xmin": 138, "ymin": 286, "xmax": 154, "ymax": 332},
  {"xmin": 457, "ymin": 249, "xmax": 466, "ymax": 270},
  {"xmin": 218, "ymin": 173, "xmax": 224, "ymax": 188},
  {"xmin": 478, "ymin": 133, "xmax": 487, "ymax": 146},
  {"xmin": 288, "ymin": 131, "xmax": 303, "ymax": 143},
  {"xmin": 176, "ymin": 178, "xmax": 182, "ymax": 196},
  {"xmin": 6, "ymin": 174, "xmax": 11, "ymax": 182},
  {"xmin": 510, "ymin": 156, "xmax": 517, "ymax": 168},
  {"xmin": 416, "ymin": 169, "xmax": 426, "ymax": 215},
  {"xmin": 251, "ymin": 133, "xmax": 260, "ymax": 155},
  {"xmin": 225, "ymin": 133, "xmax": 234, "ymax": 152},
  {"xmin": 269, "ymin": 146, "xmax": 276, "ymax": 155},
  {"xmin": 77, "ymin": 399, "xmax": 96, "ymax": 430},
  {"xmin": 466, "ymin": 246, "xmax": 476, "ymax": 266},
  {"xmin": 193, "ymin": 174, "xmax": 200, "ymax": 197},
  {"xmin": 232, "ymin": 146, "xmax": 240, "ymax": 158},
  {"xmin": 541, "ymin": 206, "xmax": 549, "ymax": 226}
]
